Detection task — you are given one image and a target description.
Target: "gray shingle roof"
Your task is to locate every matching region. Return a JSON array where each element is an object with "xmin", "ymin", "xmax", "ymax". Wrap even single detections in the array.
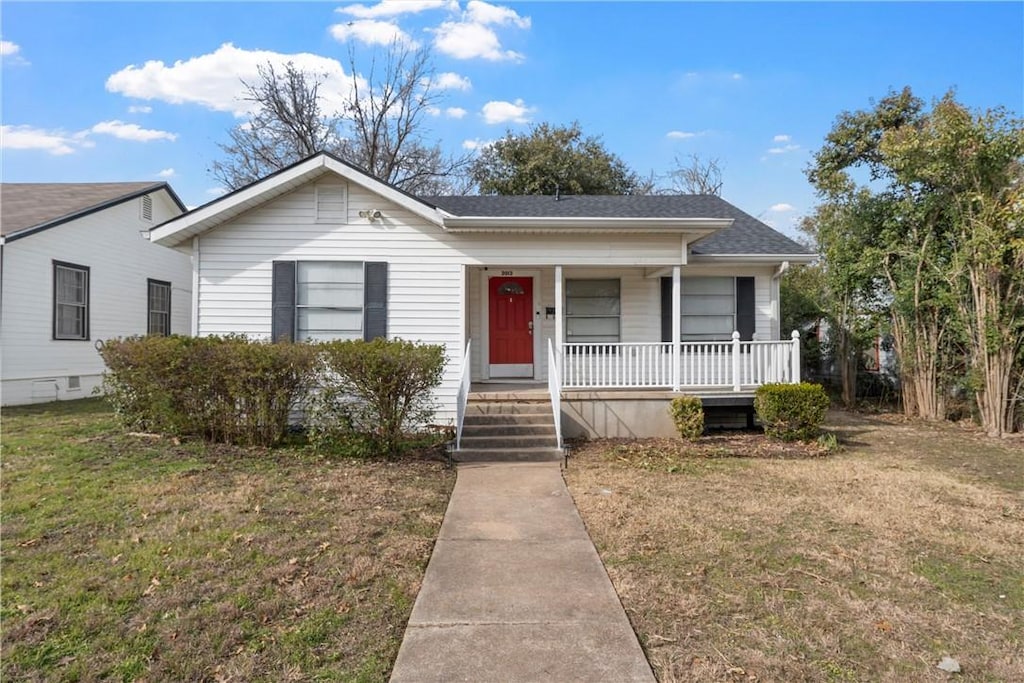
[
  {"xmin": 0, "ymin": 182, "xmax": 171, "ymax": 239},
  {"xmin": 423, "ymin": 194, "xmax": 811, "ymax": 256}
]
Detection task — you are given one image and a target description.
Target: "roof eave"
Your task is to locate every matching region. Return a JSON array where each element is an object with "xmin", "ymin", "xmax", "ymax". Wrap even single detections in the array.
[
  {"xmin": 689, "ymin": 252, "xmax": 817, "ymax": 264},
  {"xmin": 440, "ymin": 216, "xmax": 733, "ymax": 234}
]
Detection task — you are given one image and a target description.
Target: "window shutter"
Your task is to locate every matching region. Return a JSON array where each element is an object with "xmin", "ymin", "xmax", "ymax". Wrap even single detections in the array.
[
  {"xmin": 736, "ymin": 277, "xmax": 756, "ymax": 341},
  {"xmin": 271, "ymin": 261, "xmax": 296, "ymax": 342},
  {"xmin": 660, "ymin": 276, "xmax": 672, "ymax": 343},
  {"xmin": 363, "ymin": 262, "xmax": 388, "ymax": 340}
]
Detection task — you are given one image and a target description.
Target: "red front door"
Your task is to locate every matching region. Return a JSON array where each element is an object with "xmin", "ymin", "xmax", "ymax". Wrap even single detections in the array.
[{"xmin": 489, "ymin": 276, "xmax": 533, "ymax": 375}]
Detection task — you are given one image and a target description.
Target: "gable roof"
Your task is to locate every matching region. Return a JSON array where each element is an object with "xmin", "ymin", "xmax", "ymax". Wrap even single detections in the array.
[
  {"xmin": 150, "ymin": 152, "xmax": 449, "ymax": 247},
  {"xmin": 0, "ymin": 182, "xmax": 186, "ymax": 243}
]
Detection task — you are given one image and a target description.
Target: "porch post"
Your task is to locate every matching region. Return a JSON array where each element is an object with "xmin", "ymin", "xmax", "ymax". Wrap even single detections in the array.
[
  {"xmin": 554, "ymin": 265, "xmax": 564, "ymax": 378},
  {"xmin": 732, "ymin": 331, "xmax": 742, "ymax": 392},
  {"xmin": 791, "ymin": 330, "xmax": 801, "ymax": 383},
  {"xmin": 672, "ymin": 265, "xmax": 681, "ymax": 391}
]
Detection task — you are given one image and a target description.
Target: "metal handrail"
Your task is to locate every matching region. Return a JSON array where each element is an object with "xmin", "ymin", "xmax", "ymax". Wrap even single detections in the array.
[
  {"xmin": 454, "ymin": 339, "xmax": 472, "ymax": 451},
  {"xmin": 547, "ymin": 338, "xmax": 563, "ymax": 449}
]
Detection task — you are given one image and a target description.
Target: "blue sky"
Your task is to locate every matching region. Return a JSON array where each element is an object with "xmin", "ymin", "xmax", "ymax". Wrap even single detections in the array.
[{"xmin": 2, "ymin": 1, "xmax": 1021, "ymax": 238}]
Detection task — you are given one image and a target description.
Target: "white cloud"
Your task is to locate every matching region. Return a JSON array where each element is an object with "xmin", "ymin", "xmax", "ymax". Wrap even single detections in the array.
[
  {"xmin": 446, "ymin": 106, "xmax": 467, "ymax": 119},
  {"xmin": 466, "ymin": 0, "xmax": 530, "ymax": 28},
  {"xmin": 1, "ymin": 40, "xmax": 20, "ymax": 56},
  {"xmin": 769, "ymin": 202, "xmax": 795, "ymax": 212},
  {"xmin": 731, "ymin": 72, "xmax": 743, "ymax": 80},
  {"xmin": 0, "ymin": 125, "xmax": 91, "ymax": 155},
  {"xmin": 433, "ymin": 71, "xmax": 472, "ymax": 91},
  {"xmin": 106, "ymin": 43, "xmax": 358, "ymax": 117},
  {"xmin": 157, "ymin": 168, "xmax": 176, "ymax": 178},
  {"xmin": 481, "ymin": 98, "xmax": 533, "ymax": 124},
  {"xmin": 337, "ymin": 0, "xmax": 454, "ymax": 19},
  {"xmin": 773, "ymin": 134, "xmax": 790, "ymax": 143},
  {"xmin": 426, "ymin": 105, "xmax": 442, "ymax": 117},
  {"xmin": 330, "ymin": 19, "xmax": 416, "ymax": 47},
  {"xmin": 462, "ymin": 138, "xmax": 493, "ymax": 151},
  {"xmin": 91, "ymin": 120, "xmax": 177, "ymax": 142},
  {"xmin": 432, "ymin": 1, "xmax": 529, "ymax": 61},
  {"xmin": 666, "ymin": 130, "xmax": 706, "ymax": 140},
  {"xmin": 206, "ymin": 187, "xmax": 227, "ymax": 197},
  {"xmin": 128, "ymin": 105, "xmax": 153, "ymax": 114},
  {"xmin": 767, "ymin": 143, "xmax": 800, "ymax": 155}
]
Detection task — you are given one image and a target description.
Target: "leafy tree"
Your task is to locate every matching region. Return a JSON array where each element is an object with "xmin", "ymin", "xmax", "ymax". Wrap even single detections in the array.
[
  {"xmin": 880, "ymin": 95, "xmax": 1024, "ymax": 435},
  {"xmin": 212, "ymin": 43, "xmax": 467, "ymax": 193},
  {"xmin": 807, "ymin": 88, "xmax": 957, "ymax": 419},
  {"xmin": 470, "ymin": 121, "xmax": 652, "ymax": 195}
]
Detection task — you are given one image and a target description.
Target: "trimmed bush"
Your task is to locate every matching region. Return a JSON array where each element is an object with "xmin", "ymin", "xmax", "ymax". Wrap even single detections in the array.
[
  {"xmin": 669, "ymin": 395, "xmax": 705, "ymax": 440},
  {"xmin": 99, "ymin": 335, "xmax": 317, "ymax": 447},
  {"xmin": 754, "ymin": 382, "xmax": 831, "ymax": 441},
  {"xmin": 307, "ymin": 338, "xmax": 446, "ymax": 457}
]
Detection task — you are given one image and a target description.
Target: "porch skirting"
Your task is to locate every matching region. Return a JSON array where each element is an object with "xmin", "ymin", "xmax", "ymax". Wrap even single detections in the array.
[{"xmin": 561, "ymin": 390, "xmax": 756, "ymax": 439}]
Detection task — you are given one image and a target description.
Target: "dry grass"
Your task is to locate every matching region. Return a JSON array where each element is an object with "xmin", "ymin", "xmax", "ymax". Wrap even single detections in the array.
[
  {"xmin": 565, "ymin": 411, "xmax": 1024, "ymax": 682},
  {"xmin": 1, "ymin": 398, "xmax": 454, "ymax": 682}
]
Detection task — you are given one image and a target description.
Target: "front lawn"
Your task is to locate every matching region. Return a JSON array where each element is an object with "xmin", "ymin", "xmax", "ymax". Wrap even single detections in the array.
[
  {"xmin": 565, "ymin": 412, "xmax": 1024, "ymax": 682},
  {"xmin": 1, "ymin": 398, "xmax": 454, "ymax": 682}
]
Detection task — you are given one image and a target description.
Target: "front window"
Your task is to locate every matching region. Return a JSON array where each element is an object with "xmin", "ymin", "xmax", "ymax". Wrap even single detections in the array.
[
  {"xmin": 681, "ymin": 277, "xmax": 735, "ymax": 341},
  {"xmin": 295, "ymin": 262, "xmax": 364, "ymax": 341},
  {"xmin": 147, "ymin": 279, "xmax": 171, "ymax": 335},
  {"xmin": 565, "ymin": 279, "xmax": 621, "ymax": 344},
  {"xmin": 53, "ymin": 261, "xmax": 89, "ymax": 340}
]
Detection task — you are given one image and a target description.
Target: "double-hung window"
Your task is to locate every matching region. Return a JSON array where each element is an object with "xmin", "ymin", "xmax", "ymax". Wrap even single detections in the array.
[
  {"xmin": 53, "ymin": 261, "xmax": 90, "ymax": 340},
  {"xmin": 147, "ymin": 279, "xmax": 172, "ymax": 335},
  {"xmin": 661, "ymin": 276, "xmax": 756, "ymax": 342},
  {"xmin": 295, "ymin": 262, "xmax": 364, "ymax": 341},
  {"xmin": 565, "ymin": 279, "xmax": 621, "ymax": 345},
  {"xmin": 272, "ymin": 260, "xmax": 388, "ymax": 343}
]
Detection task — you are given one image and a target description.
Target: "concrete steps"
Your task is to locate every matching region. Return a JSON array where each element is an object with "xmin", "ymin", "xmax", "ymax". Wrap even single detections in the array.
[{"xmin": 456, "ymin": 398, "xmax": 562, "ymax": 463}]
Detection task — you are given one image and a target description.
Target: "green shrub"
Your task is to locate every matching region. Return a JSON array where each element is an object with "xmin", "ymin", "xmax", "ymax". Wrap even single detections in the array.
[
  {"xmin": 307, "ymin": 338, "xmax": 446, "ymax": 457},
  {"xmin": 668, "ymin": 395, "xmax": 704, "ymax": 440},
  {"xmin": 754, "ymin": 382, "xmax": 831, "ymax": 441},
  {"xmin": 99, "ymin": 335, "xmax": 316, "ymax": 447}
]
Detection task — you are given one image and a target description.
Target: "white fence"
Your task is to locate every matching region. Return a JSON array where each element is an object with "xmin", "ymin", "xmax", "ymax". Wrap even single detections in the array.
[{"xmin": 561, "ymin": 331, "xmax": 800, "ymax": 391}]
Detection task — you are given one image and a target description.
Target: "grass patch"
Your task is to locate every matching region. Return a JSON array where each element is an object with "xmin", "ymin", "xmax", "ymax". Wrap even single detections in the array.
[
  {"xmin": 2, "ymin": 398, "xmax": 454, "ymax": 681},
  {"xmin": 566, "ymin": 410, "xmax": 1024, "ymax": 682}
]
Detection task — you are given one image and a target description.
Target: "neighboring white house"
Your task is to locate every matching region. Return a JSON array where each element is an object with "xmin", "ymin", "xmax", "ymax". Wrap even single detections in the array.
[
  {"xmin": 149, "ymin": 152, "xmax": 814, "ymax": 436},
  {"xmin": 1, "ymin": 182, "xmax": 190, "ymax": 405}
]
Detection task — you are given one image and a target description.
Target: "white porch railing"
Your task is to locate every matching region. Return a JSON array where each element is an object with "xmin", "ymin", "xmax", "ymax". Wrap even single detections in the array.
[
  {"xmin": 547, "ymin": 338, "xmax": 563, "ymax": 449},
  {"xmin": 454, "ymin": 339, "xmax": 472, "ymax": 450},
  {"xmin": 562, "ymin": 331, "xmax": 801, "ymax": 390}
]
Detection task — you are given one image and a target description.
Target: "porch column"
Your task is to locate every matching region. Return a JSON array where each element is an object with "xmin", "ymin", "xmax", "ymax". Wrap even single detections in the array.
[
  {"xmin": 672, "ymin": 265, "xmax": 681, "ymax": 391},
  {"xmin": 554, "ymin": 265, "xmax": 564, "ymax": 378}
]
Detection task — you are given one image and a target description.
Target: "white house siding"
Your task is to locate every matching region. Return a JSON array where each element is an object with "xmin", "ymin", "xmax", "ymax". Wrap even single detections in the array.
[{"xmin": 1, "ymin": 191, "xmax": 190, "ymax": 405}]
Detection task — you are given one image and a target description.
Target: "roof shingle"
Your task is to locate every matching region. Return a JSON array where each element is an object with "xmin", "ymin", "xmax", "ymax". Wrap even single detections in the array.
[{"xmin": 423, "ymin": 194, "xmax": 811, "ymax": 255}]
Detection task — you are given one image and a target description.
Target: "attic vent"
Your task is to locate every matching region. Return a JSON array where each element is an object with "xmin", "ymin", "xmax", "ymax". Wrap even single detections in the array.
[
  {"xmin": 140, "ymin": 194, "xmax": 153, "ymax": 222},
  {"xmin": 315, "ymin": 183, "xmax": 347, "ymax": 223}
]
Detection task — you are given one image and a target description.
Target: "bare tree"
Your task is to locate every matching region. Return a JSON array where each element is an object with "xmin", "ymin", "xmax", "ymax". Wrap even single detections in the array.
[
  {"xmin": 211, "ymin": 42, "xmax": 469, "ymax": 193},
  {"xmin": 667, "ymin": 154, "xmax": 724, "ymax": 195}
]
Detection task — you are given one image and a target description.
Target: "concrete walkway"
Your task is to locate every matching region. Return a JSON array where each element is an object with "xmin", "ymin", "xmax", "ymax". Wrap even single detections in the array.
[{"xmin": 390, "ymin": 462, "xmax": 655, "ymax": 683}]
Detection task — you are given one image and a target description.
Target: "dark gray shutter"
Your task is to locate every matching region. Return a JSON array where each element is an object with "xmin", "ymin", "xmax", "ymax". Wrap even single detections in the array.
[
  {"xmin": 736, "ymin": 277, "xmax": 755, "ymax": 341},
  {"xmin": 271, "ymin": 261, "xmax": 296, "ymax": 342},
  {"xmin": 660, "ymin": 277, "xmax": 672, "ymax": 343},
  {"xmin": 363, "ymin": 262, "xmax": 388, "ymax": 340}
]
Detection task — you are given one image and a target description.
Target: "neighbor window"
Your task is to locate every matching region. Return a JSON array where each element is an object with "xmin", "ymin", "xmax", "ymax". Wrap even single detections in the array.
[
  {"xmin": 565, "ymin": 279, "xmax": 621, "ymax": 344},
  {"xmin": 295, "ymin": 261, "xmax": 364, "ymax": 341},
  {"xmin": 681, "ymin": 277, "xmax": 735, "ymax": 341},
  {"xmin": 53, "ymin": 261, "xmax": 90, "ymax": 340},
  {"xmin": 147, "ymin": 279, "xmax": 171, "ymax": 335}
]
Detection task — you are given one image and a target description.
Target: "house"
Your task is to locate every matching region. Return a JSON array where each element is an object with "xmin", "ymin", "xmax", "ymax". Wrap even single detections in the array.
[
  {"xmin": 148, "ymin": 152, "xmax": 814, "ymax": 444},
  {"xmin": 1, "ymin": 182, "xmax": 190, "ymax": 406}
]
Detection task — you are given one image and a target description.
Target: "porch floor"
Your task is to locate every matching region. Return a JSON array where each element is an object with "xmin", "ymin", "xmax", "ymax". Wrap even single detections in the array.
[{"xmin": 470, "ymin": 382, "xmax": 756, "ymax": 404}]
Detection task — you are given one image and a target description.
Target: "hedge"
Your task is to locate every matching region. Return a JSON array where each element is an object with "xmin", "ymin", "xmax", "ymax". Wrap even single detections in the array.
[{"xmin": 754, "ymin": 382, "xmax": 830, "ymax": 441}]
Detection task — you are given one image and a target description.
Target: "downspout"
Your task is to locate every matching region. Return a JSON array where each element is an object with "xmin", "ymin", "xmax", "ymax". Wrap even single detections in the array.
[{"xmin": 770, "ymin": 261, "xmax": 790, "ymax": 340}]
